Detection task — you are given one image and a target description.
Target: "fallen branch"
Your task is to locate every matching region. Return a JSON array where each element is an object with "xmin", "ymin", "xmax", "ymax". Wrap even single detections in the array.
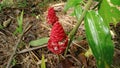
[
  {"xmin": 6, "ymin": 22, "xmax": 30, "ymax": 68},
  {"xmin": 17, "ymin": 45, "xmax": 47, "ymax": 54}
]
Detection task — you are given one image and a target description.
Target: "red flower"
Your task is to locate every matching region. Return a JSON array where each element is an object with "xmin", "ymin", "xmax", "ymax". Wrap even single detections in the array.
[
  {"xmin": 48, "ymin": 22, "xmax": 68, "ymax": 54},
  {"xmin": 47, "ymin": 7, "xmax": 58, "ymax": 25}
]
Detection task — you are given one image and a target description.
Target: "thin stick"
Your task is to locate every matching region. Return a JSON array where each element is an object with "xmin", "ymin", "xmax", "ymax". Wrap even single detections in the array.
[
  {"xmin": 17, "ymin": 45, "xmax": 47, "ymax": 54},
  {"xmin": 72, "ymin": 41, "xmax": 87, "ymax": 51},
  {"xmin": 6, "ymin": 22, "xmax": 30, "ymax": 68},
  {"xmin": 66, "ymin": 55, "xmax": 81, "ymax": 65}
]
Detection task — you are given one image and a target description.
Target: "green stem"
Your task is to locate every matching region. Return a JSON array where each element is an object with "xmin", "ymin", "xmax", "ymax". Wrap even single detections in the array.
[{"xmin": 64, "ymin": 0, "xmax": 93, "ymax": 56}]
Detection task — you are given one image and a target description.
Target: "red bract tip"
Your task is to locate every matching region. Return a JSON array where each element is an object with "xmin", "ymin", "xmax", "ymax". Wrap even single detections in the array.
[
  {"xmin": 48, "ymin": 22, "xmax": 68, "ymax": 54},
  {"xmin": 50, "ymin": 22, "xmax": 66, "ymax": 42},
  {"xmin": 47, "ymin": 7, "xmax": 58, "ymax": 25}
]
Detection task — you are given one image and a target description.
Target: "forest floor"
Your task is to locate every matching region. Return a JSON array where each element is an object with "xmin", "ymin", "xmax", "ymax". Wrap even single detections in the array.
[{"xmin": 0, "ymin": 0, "xmax": 120, "ymax": 68}]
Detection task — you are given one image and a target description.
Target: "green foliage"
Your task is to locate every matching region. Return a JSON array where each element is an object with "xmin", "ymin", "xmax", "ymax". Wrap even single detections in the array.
[
  {"xmin": 64, "ymin": 0, "xmax": 118, "ymax": 67},
  {"xmin": 64, "ymin": 0, "xmax": 83, "ymax": 20},
  {"xmin": 29, "ymin": 37, "xmax": 49, "ymax": 46},
  {"xmin": 110, "ymin": 0, "xmax": 120, "ymax": 6},
  {"xmin": 85, "ymin": 48, "xmax": 92, "ymax": 58},
  {"xmin": 14, "ymin": 11, "xmax": 24, "ymax": 35},
  {"xmin": 64, "ymin": 0, "xmax": 116, "ymax": 67},
  {"xmin": 0, "ymin": 4, "xmax": 3, "ymax": 11},
  {"xmin": 64, "ymin": 0, "xmax": 82, "ymax": 11},
  {"xmin": 41, "ymin": 54, "xmax": 46, "ymax": 68},
  {"xmin": 98, "ymin": 0, "xmax": 120, "ymax": 26},
  {"xmin": 0, "ymin": 24, "xmax": 3, "ymax": 29},
  {"xmin": 17, "ymin": 0, "xmax": 27, "ymax": 7},
  {"xmin": 12, "ymin": 58, "xmax": 17, "ymax": 66},
  {"xmin": 0, "ymin": 0, "xmax": 14, "ymax": 11},
  {"xmin": 1, "ymin": 0, "xmax": 14, "ymax": 6},
  {"xmin": 38, "ymin": 0, "xmax": 49, "ymax": 8},
  {"xmin": 74, "ymin": 5, "xmax": 83, "ymax": 20},
  {"xmin": 85, "ymin": 10, "xmax": 114, "ymax": 68}
]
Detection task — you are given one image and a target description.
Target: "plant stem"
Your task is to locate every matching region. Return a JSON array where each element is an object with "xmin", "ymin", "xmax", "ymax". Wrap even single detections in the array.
[{"xmin": 64, "ymin": 0, "xmax": 93, "ymax": 56}]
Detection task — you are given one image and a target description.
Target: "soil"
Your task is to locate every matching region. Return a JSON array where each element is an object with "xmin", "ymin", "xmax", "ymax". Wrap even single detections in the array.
[{"xmin": 0, "ymin": 0, "xmax": 120, "ymax": 68}]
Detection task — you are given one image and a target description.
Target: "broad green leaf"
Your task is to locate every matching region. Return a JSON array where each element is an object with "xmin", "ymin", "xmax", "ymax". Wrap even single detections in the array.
[
  {"xmin": 74, "ymin": 5, "xmax": 82, "ymax": 20},
  {"xmin": 41, "ymin": 54, "xmax": 46, "ymax": 68},
  {"xmin": 85, "ymin": 10, "xmax": 114, "ymax": 68},
  {"xmin": 69, "ymin": 5, "xmax": 82, "ymax": 20},
  {"xmin": 98, "ymin": 0, "xmax": 120, "ymax": 26},
  {"xmin": 29, "ymin": 37, "xmax": 49, "ymax": 46},
  {"xmin": 64, "ymin": 0, "xmax": 82, "ymax": 11}
]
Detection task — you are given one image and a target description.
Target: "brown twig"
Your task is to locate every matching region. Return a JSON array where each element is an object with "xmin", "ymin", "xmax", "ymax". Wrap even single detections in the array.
[
  {"xmin": 66, "ymin": 55, "xmax": 81, "ymax": 65},
  {"xmin": 6, "ymin": 22, "xmax": 30, "ymax": 68},
  {"xmin": 17, "ymin": 45, "xmax": 47, "ymax": 54},
  {"xmin": 72, "ymin": 41, "xmax": 87, "ymax": 51}
]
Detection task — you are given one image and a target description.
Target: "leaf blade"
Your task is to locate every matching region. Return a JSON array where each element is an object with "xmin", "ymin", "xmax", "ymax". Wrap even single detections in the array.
[
  {"xmin": 98, "ymin": 0, "xmax": 120, "ymax": 26},
  {"xmin": 85, "ymin": 10, "xmax": 114, "ymax": 68},
  {"xmin": 64, "ymin": 0, "xmax": 82, "ymax": 11},
  {"xmin": 41, "ymin": 54, "xmax": 46, "ymax": 68},
  {"xmin": 74, "ymin": 5, "xmax": 83, "ymax": 20},
  {"xmin": 29, "ymin": 37, "xmax": 49, "ymax": 46}
]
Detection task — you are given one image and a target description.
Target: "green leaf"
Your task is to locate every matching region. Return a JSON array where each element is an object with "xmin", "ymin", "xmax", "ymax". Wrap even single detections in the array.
[
  {"xmin": 74, "ymin": 5, "xmax": 83, "ymax": 20},
  {"xmin": 18, "ymin": 10, "xmax": 23, "ymax": 33},
  {"xmin": 29, "ymin": 37, "xmax": 49, "ymax": 46},
  {"xmin": 41, "ymin": 54, "xmax": 46, "ymax": 68},
  {"xmin": 12, "ymin": 58, "xmax": 17, "ymax": 66},
  {"xmin": 111, "ymin": 0, "xmax": 120, "ymax": 6},
  {"xmin": 14, "ymin": 11, "xmax": 24, "ymax": 35},
  {"xmin": 64, "ymin": 0, "xmax": 82, "ymax": 11},
  {"xmin": 85, "ymin": 10, "xmax": 114, "ymax": 68},
  {"xmin": 98, "ymin": 0, "xmax": 120, "ymax": 26},
  {"xmin": 85, "ymin": 48, "xmax": 92, "ymax": 58}
]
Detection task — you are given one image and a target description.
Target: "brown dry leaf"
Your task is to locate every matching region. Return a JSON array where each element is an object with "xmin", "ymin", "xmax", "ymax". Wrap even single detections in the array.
[
  {"xmin": 87, "ymin": 56, "xmax": 96, "ymax": 68},
  {"xmin": 78, "ymin": 53, "xmax": 87, "ymax": 68},
  {"xmin": 113, "ymin": 49, "xmax": 120, "ymax": 67},
  {"xmin": 12, "ymin": 64, "xmax": 22, "ymax": 68},
  {"xmin": 70, "ymin": 45, "xmax": 78, "ymax": 56},
  {"xmin": 57, "ymin": 58, "xmax": 74, "ymax": 68}
]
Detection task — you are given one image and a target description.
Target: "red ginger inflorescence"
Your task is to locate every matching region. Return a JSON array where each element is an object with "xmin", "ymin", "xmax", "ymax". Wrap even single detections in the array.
[
  {"xmin": 48, "ymin": 22, "xmax": 68, "ymax": 54},
  {"xmin": 47, "ymin": 7, "xmax": 68, "ymax": 54},
  {"xmin": 47, "ymin": 7, "xmax": 58, "ymax": 25}
]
